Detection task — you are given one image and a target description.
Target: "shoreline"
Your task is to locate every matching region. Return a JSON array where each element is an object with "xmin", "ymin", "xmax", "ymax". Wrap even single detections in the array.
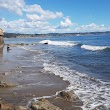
[{"xmin": 0, "ymin": 45, "xmax": 83, "ymax": 110}]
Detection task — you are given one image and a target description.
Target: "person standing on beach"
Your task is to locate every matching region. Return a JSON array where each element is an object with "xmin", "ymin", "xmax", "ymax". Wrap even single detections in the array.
[{"xmin": 7, "ymin": 44, "xmax": 10, "ymax": 52}]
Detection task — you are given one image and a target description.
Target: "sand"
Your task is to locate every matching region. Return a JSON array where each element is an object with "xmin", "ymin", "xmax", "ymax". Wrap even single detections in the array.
[
  {"xmin": 0, "ymin": 45, "xmax": 82, "ymax": 110},
  {"xmin": 0, "ymin": 45, "xmax": 69, "ymax": 104}
]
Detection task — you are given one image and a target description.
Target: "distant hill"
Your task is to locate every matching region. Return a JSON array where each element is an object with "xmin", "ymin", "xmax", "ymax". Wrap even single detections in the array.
[{"xmin": 4, "ymin": 31, "xmax": 110, "ymax": 38}]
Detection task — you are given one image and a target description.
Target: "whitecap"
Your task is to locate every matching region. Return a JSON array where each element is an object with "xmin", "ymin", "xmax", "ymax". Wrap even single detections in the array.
[
  {"xmin": 81, "ymin": 45, "xmax": 110, "ymax": 51},
  {"xmin": 39, "ymin": 40, "xmax": 77, "ymax": 47}
]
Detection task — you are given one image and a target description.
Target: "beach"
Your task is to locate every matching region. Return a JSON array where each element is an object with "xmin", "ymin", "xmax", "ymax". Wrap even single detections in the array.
[
  {"xmin": 0, "ymin": 45, "xmax": 82, "ymax": 110},
  {"xmin": 1, "ymin": 0, "xmax": 110, "ymax": 109},
  {"xmin": 0, "ymin": 35, "xmax": 110, "ymax": 110}
]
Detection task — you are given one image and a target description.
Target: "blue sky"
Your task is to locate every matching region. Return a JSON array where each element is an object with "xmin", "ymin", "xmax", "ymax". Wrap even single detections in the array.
[{"xmin": 0, "ymin": 0, "xmax": 110, "ymax": 34}]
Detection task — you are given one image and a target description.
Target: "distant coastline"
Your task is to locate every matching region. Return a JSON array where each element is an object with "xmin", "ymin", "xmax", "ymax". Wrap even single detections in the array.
[{"xmin": 4, "ymin": 31, "xmax": 110, "ymax": 38}]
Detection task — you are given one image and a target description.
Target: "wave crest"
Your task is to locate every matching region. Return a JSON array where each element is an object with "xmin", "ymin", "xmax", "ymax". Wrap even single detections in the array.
[
  {"xmin": 39, "ymin": 40, "xmax": 77, "ymax": 47},
  {"xmin": 81, "ymin": 45, "xmax": 110, "ymax": 51}
]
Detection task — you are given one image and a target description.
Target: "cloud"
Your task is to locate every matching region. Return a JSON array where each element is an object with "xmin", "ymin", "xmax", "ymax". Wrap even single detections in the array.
[
  {"xmin": 0, "ymin": 0, "xmax": 25, "ymax": 15},
  {"xmin": 26, "ymin": 14, "xmax": 42, "ymax": 21},
  {"xmin": 26, "ymin": 12, "xmax": 63, "ymax": 21},
  {"xmin": 23, "ymin": 4, "xmax": 44, "ymax": 14},
  {"xmin": 0, "ymin": 18, "xmax": 56, "ymax": 33},
  {"xmin": 25, "ymin": 4, "xmax": 63, "ymax": 21},
  {"xmin": 0, "ymin": 18, "xmax": 3, "ymax": 21},
  {"xmin": 24, "ymin": 4, "xmax": 63, "ymax": 19},
  {"xmin": 2, "ymin": 0, "xmax": 109, "ymax": 33},
  {"xmin": 0, "ymin": 0, "xmax": 72, "ymax": 33},
  {"xmin": 75, "ymin": 23, "xmax": 110, "ymax": 32},
  {"xmin": 57, "ymin": 18, "xmax": 73, "ymax": 29},
  {"xmin": 1, "ymin": 17, "xmax": 110, "ymax": 34},
  {"xmin": 0, "ymin": 0, "xmax": 65, "ymax": 33},
  {"xmin": 0, "ymin": 0, "xmax": 63, "ymax": 19}
]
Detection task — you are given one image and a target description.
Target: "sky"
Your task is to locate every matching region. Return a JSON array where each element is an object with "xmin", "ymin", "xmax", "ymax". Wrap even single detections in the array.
[{"xmin": 0, "ymin": 0, "xmax": 110, "ymax": 34}]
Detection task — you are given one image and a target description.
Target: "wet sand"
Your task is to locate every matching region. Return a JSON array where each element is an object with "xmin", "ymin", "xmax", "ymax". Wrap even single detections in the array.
[
  {"xmin": 0, "ymin": 45, "xmax": 69, "ymax": 104},
  {"xmin": 0, "ymin": 45, "xmax": 82, "ymax": 110}
]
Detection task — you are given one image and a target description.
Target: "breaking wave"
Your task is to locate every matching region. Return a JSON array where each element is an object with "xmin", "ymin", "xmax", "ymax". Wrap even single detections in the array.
[
  {"xmin": 43, "ymin": 62, "xmax": 110, "ymax": 110},
  {"xmin": 81, "ymin": 45, "xmax": 110, "ymax": 51},
  {"xmin": 39, "ymin": 40, "xmax": 77, "ymax": 47},
  {"xmin": 39, "ymin": 40, "xmax": 110, "ymax": 52}
]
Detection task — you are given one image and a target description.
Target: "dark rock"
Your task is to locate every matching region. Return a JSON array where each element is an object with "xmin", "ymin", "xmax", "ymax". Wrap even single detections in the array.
[
  {"xmin": 48, "ymin": 96, "xmax": 83, "ymax": 110},
  {"xmin": 0, "ymin": 101, "xmax": 29, "ymax": 110},
  {"xmin": 31, "ymin": 98, "xmax": 61, "ymax": 110},
  {"xmin": 0, "ymin": 81, "xmax": 16, "ymax": 88},
  {"xmin": 15, "ymin": 106, "xmax": 29, "ymax": 110},
  {"xmin": 58, "ymin": 91, "xmax": 79, "ymax": 102},
  {"xmin": 44, "ymin": 42, "xmax": 48, "ymax": 44},
  {"xmin": 0, "ymin": 101, "xmax": 14, "ymax": 110}
]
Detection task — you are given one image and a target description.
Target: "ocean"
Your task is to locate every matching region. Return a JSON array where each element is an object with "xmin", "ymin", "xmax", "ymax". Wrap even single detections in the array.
[{"xmin": 5, "ymin": 35, "xmax": 110, "ymax": 110}]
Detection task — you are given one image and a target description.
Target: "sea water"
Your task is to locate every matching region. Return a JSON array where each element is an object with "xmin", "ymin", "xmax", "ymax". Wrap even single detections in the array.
[{"xmin": 5, "ymin": 35, "xmax": 110, "ymax": 110}]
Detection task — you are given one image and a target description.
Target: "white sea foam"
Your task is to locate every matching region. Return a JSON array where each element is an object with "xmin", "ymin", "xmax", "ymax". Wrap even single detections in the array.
[
  {"xmin": 19, "ymin": 46, "xmax": 37, "ymax": 52},
  {"xmin": 81, "ymin": 45, "xmax": 110, "ymax": 51},
  {"xmin": 43, "ymin": 62, "xmax": 110, "ymax": 110},
  {"xmin": 18, "ymin": 46, "xmax": 45, "ymax": 55},
  {"xmin": 39, "ymin": 40, "xmax": 77, "ymax": 47}
]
